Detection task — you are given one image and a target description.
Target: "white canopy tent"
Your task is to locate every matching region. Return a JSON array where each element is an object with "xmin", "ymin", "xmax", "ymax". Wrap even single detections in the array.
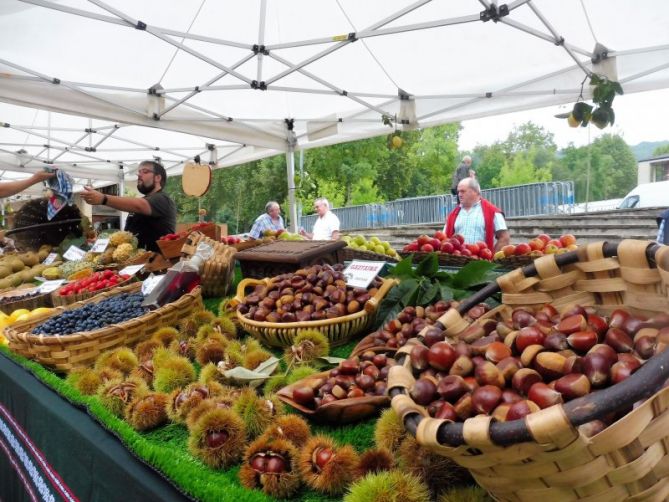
[{"xmin": 1, "ymin": 0, "xmax": 668, "ymax": 228}]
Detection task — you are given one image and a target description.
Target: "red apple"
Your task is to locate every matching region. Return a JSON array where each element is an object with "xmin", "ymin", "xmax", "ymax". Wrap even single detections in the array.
[
  {"xmin": 453, "ymin": 234, "xmax": 465, "ymax": 245},
  {"xmin": 479, "ymin": 248, "xmax": 493, "ymax": 260},
  {"xmin": 430, "ymin": 238, "xmax": 441, "ymax": 250},
  {"xmin": 461, "ymin": 248, "xmax": 472, "ymax": 257},
  {"xmin": 465, "ymin": 243, "xmax": 480, "ymax": 256},
  {"xmin": 420, "ymin": 243, "xmax": 434, "ymax": 252},
  {"xmin": 417, "ymin": 235, "xmax": 430, "ymax": 247},
  {"xmin": 529, "ymin": 238, "xmax": 545, "ymax": 251},
  {"xmin": 406, "ymin": 242, "xmax": 419, "ymax": 252},
  {"xmin": 560, "ymin": 234, "xmax": 576, "ymax": 247},
  {"xmin": 537, "ymin": 234, "xmax": 551, "ymax": 244},
  {"xmin": 547, "ymin": 239, "xmax": 563, "ymax": 249},
  {"xmin": 514, "ymin": 243, "xmax": 531, "ymax": 256},
  {"xmin": 449, "ymin": 238, "xmax": 462, "ymax": 251},
  {"xmin": 502, "ymin": 245, "xmax": 516, "ymax": 257},
  {"xmin": 434, "ymin": 231, "xmax": 447, "ymax": 241},
  {"xmin": 544, "ymin": 244, "xmax": 559, "ymax": 254},
  {"xmin": 476, "ymin": 241, "xmax": 488, "ymax": 250},
  {"xmin": 440, "ymin": 241, "xmax": 454, "ymax": 254}
]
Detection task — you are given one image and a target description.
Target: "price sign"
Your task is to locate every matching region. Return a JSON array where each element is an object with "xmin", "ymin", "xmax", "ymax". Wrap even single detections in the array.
[
  {"xmin": 63, "ymin": 245, "xmax": 86, "ymax": 261},
  {"xmin": 342, "ymin": 260, "xmax": 385, "ymax": 289},
  {"xmin": 90, "ymin": 238, "xmax": 110, "ymax": 253},
  {"xmin": 119, "ymin": 264, "xmax": 144, "ymax": 277},
  {"xmin": 42, "ymin": 252, "xmax": 58, "ymax": 265},
  {"xmin": 39, "ymin": 279, "xmax": 65, "ymax": 294},
  {"xmin": 141, "ymin": 274, "xmax": 164, "ymax": 296}
]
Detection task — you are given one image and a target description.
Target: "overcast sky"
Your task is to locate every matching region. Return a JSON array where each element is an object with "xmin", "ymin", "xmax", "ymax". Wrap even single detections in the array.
[{"xmin": 459, "ymin": 88, "xmax": 669, "ymax": 152}]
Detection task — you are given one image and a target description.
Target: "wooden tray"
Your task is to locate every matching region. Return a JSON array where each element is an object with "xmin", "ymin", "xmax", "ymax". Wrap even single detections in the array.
[
  {"xmin": 235, "ymin": 240, "xmax": 346, "ymax": 279},
  {"xmin": 277, "ymin": 370, "xmax": 389, "ymax": 424}
]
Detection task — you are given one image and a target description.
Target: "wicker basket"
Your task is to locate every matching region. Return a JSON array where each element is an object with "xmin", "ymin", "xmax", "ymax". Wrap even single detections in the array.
[
  {"xmin": 233, "ymin": 276, "xmax": 398, "ymax": 348},
  {"xmin": 5, "ymin": 282, "xmax": 204, "ymax": 372},
  {"xmin": 493, "ymin": 254, "xmax": 535, "ymax": 269},
  {"xmin": 388, "ymin": 239, "xmax": 669, "ymax": 501},
  {"xmin": 50, "ymin": 275, "xmax": 136, "ymax": 307},
  {"xmin": 399, "ymin": 251, "xmax": 488, "ymax": 267},
  {"xmin": 338, "ymin": 246, "xmax": 400, "ymax": 263},
  {"xmin": 0, "ymin": 286, "xmax": 53, "ymax": 316},
  {"xmin": 180, "ymin": 231, "xmax": 236, "ymax": 297}
]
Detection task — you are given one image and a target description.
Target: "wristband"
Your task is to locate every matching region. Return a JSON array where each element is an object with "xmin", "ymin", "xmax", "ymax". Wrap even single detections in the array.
[{"xmin": 102, "ymin": 195, "xmax": 108, "ymax": 205}]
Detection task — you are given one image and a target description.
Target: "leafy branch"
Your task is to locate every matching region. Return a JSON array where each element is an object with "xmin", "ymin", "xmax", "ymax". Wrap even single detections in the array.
[
  {"xmin": 557, "ymin": 74, "xmax": 623, "ymax": 129},
  {"xmin": 374, "ymin": 254, "xmax": 498, "ymax": 328}
]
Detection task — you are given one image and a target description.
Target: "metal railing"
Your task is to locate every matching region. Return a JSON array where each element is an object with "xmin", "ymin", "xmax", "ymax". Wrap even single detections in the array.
[{"xmin": 300, "ymin": 181, "xmax": 575, "ymax": 232}]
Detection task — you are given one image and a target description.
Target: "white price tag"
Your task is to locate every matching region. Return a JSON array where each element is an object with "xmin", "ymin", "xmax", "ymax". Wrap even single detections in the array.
[
  {"xmin": 90, "ymin": 238, "xmax": 110, "ymax": 253},
  {"xmin": 63, "ymin": 245, "xmax": 86, "ymax": 261},
  {"xmin": 141, "ymin": 274, "xmax": 164, "ymax": 296},
  {"xmin": 342, "ymin": 260, "xmax": 385, "ymax": 289},
  {"xmin": 39, "ymin": 279, "xmax": 65, "ymax": 294},
  {"xmin": 42, "ymin": 252, "xmax": 58, "ymax": 265},
  {"xmin": 119, "ymin": 264, "xmax": 144, "ymax": 277}
]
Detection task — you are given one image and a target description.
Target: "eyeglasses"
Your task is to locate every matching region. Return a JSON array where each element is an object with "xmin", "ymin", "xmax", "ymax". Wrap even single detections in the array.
[{"xmin": 137, "ymin": 168, "xmax": 154, "ymax": 175}]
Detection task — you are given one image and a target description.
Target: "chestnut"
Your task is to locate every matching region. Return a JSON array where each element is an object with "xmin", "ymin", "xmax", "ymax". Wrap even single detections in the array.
[{"xmin": 410, "ymin": 378, "xmax": 437, "ymax": 406}]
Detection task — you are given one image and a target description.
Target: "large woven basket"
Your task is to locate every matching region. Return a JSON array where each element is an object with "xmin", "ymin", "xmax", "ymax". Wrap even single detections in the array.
[
  {"xmin": 388, "ymin": 239, "xmax": 669, "ymax": 501},
  {"xmin": 233, "ymin": 276, "xmax": 397, "ymax": 348},
  {"xmin": 5, "ymin": 282, "xmax": 204, "ymax": 372}
]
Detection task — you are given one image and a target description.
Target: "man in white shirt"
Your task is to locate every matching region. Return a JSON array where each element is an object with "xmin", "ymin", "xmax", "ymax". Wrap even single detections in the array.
[{"xmin": 300, "ymin": 198, "xmax": 341, "ymax": 240}]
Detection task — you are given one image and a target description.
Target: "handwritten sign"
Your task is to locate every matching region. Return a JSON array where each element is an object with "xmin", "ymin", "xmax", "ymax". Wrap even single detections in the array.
[
  {"xmin": 342, "ymin": 260, "xmax": 385, "ymax": 289},
  {"xmin": 63, "ymin": 245, "xmax": 86, "ymax": 261},
  {"xmin": 42, "ymin": 252, "xmax": 58, "ymax": 265},
  {"xmin": 119, "ymin": 264, "xmax": 144, "ymax": 277},
  {"xmin": 39, "ymin": 279, "xmax": 65, "ymax": 294},
  {"xmin": 90, "ymin": 238, "xmax": 110, "ymax": 253}
]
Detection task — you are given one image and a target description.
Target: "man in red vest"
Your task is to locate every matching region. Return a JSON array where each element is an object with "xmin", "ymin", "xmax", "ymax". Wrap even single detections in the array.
[{"xmin": 444, "ymin": 177, "xmax": 510, "ymax": 251}]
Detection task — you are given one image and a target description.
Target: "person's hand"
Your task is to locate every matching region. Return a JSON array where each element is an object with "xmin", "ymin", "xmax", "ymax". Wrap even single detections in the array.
[
  {"xmin": 80, "ymin": 186, "xmax": 104, "ymax": 205},
  {"xmin": 31, "ymin": 171, "xmax": 56, "ymax": 183}
]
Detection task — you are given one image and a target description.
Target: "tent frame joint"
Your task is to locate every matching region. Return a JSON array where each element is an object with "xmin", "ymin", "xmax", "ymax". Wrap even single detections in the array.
[
  {"xmin": 285, "ymin": 118, "xmax": 294, "ymax": 131},
  {"xmin": 52, "ymin": 78, "xmax": 61, "ymax": 85},
  {"xmin": 480, "ymin": 4, "xmax": 509, "ymax": 23},
  {"xmin": 252, "ymin": 44, "xmax": 269, "ymax": 56},
  {"xmin": 251, "ymin": 80, "xmax": 267, "ymax": 90},
  {"xmin": 135, "ymin": 20, "xmax": 147, "ymax": 31}
]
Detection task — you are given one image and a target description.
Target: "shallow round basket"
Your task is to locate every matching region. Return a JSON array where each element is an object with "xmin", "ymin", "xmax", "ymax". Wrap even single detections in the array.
[
  {"xmin": 399, "ymin": 251, "xmax": 487, "ymax": 267},
  {"xmin": 388, "ymin": 239, "xmax": 669, "ymax": 501},
  {"xmin": 493, "ymin": 254, "xmax": 536, "ymax": 269},
  {"xmin": 51, "ymin": 275, "xmax": 135, "ymax": 307},
  {"xmin": 0, "ymin": 286, "xmax": 53, "ymax": 316},
  {"xmin": 233, "ymin": 277, "xmax": 397, "ymax": 348},
  {"xmin": 5, "ymin": 283, "xmax": 204, "ymax": 372},
  {"xmin": 339, "ymin": 246, "xmax": 400, "ymax": 263}
]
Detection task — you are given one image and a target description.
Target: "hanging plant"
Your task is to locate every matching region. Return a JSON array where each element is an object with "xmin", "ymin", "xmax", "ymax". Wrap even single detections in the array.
[
  {"xmin": 557, "ymin": 74, "xmax": 623, "ymax": 129},
  {"xmin": 382, "ymin": 113, "xmax": 403, "ymax": 150}
]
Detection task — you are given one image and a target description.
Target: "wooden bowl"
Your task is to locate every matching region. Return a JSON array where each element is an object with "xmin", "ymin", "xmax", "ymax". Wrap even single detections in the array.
[{"xmin": 276, "ymin": 371, "xmax": 389, "ymax": 424}]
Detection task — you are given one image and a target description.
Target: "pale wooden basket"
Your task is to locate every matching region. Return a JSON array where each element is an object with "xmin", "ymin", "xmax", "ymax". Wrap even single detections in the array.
[{"xmin": 389, "ymin": 240, "xmax": 669, "ymax": 501}]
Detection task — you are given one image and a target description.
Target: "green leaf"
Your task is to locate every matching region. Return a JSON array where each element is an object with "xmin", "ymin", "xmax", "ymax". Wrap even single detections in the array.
[
  {"xmin": 389, "ymin": 256, "xmax": 416, "ymax": 279},
  {"xmin": 415, "ymin": 253, "xmax": 439, "ymax": 277},
  {"xmin": 400, "ymin": 278, "xmax": 420, "ymax": 305},
  {"xmin": 418, "ymin": 281, "xmax": 440, "ymax": 306},
  {"xmin": 451, "ymin": 260, "xmax": 496, "ymax": 289},
  {"xmin": 375, "ymin": 299, "xmax": 403, "ymax": 329},
  {"xmin": 439, "ymin": 283, "xmax": 454, "ymax": 301},
  {"xmin": 315, "ymin": 356, "xmax": 346, "ymax": 366}
]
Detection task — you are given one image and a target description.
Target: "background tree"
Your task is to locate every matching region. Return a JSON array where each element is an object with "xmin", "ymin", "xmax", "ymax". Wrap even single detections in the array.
[{"xmin": 652, "ymin": 144, "xmax": 669, "ymax": 156}]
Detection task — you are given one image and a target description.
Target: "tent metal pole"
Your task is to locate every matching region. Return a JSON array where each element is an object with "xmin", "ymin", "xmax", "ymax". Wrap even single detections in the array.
[
  {"xmin": 500, "ymin": 17, "xmax": 592, "ymax": 59},
  {"xmin": 0, "ymin": 58, "xmax": 149, "ymax": 120},
  {"xmin": 118, "ymin": 165, "xmax": 126, "ymax": 229},
  {"xmin": 158, "ymin": 53, "xmax": 255, "ymax": 117},
  {"xmin": 265, "ymin": 0, "xmax": 432, "ymax": 85},
  {"xmin": 88, "ymin": 0, "xmax": 253, "ymax": 85},
  {"xmin": 286, "ymin": 148, "xmax": 298, "ymax": 233},
  {"xmin": 21, "ymin": 0, "xmax": 250, "ymax": 50},
  {"xmin": 526, "ymin": 3, "xmax": 592, "ymax": 74},
  {"xmin": 257, "ymin": 0, "xmax": 267, "ymax": 82},
  {"xmin": 159, "ymin": 84, "xmax": 249, "ymax": 93},
  {"xmin": 266, "ymin": 0, "xmax": 432, "ymax": 51},
  {"xmin": 268, "ymin": 53, "xmax": 392, "ymax": 116},
  {"xmin": 50, "ymin": 131, "xmax": 92, "ymax": 162}
]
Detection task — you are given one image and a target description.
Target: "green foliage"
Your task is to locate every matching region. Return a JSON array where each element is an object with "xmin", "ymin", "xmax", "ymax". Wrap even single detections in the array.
[
  {"xmin": 493, "ymin": 149, "xmax": 553, "ymax": 187},
  {"xmin": 375, "ymin": 255, "xmax": 497, "ymax": 327},
  {"xmin": 552, "ymin": 134, "xmax": 636, "ymax": 202},
  {"xmin": 652, "ymin": 144, "xmax": 669, "ymax": 157}
]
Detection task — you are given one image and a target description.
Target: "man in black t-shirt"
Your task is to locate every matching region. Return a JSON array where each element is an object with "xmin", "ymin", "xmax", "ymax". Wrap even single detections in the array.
[{"xmin": 81, "ymin": 160, "xmax": 176, "ymax": 252}]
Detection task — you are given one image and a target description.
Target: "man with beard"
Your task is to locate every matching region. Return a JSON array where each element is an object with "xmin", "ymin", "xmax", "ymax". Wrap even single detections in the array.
[{"xmin": 81, "ymin": 160, "xmax": 176, "ymax": 252}]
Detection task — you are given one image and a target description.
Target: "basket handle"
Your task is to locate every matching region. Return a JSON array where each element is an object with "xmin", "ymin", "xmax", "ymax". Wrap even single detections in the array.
[
  {"xmin": 229, "ymin": 277, "xmax": 271, "ymax": 308},
  {"xmin": 364, "ymin": 277, "xmax": 398, "ymax": 314}
]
